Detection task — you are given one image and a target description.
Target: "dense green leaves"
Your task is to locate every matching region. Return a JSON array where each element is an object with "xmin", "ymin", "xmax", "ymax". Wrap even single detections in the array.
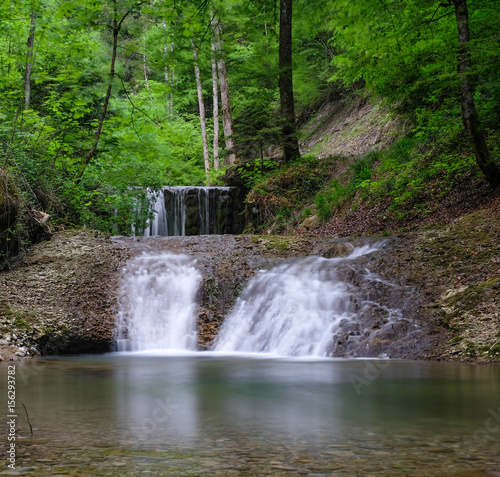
[
  {"xmin": 0, "ymin": 0, "xmax": 499, "ymax": 235},
  {"xmin": 331, "ymin": 0, "xmax": 500, "ymax": 137}
]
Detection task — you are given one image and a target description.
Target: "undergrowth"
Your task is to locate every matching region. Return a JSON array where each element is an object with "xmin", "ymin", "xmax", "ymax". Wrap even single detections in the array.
[{"xmin": 245, "ymin": 130, "xmax": 497, "ymax": 233}]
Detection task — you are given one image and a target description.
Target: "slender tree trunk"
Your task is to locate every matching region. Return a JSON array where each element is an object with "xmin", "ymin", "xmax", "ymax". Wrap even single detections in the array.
[
  {"xmin": 143, "ymin": 36, "xmax": 149, "ymax": 90},
  {"xmin": 192, "ymin": 40, "xmax": 211, "ymax": 178},
  {"xmin": 214, "ymin": 21, "xmax": 238, "ymax": 166},
  {"xmin": 169, "ymin": 41, "xmax": 175, "ymax": 111},
  {"xmin": 211, "ymin": 38, "xmax": 220, "ymax": 171},
  {"xmin": 163, "ymin": 20, "xmax": 173, "ymax": 114},
  {"xmin": 24, "ymin": 11, "xmax": 37, "ymax": 110},
  {"xmin": 75, "ymin": 0, "xmax": 119, "ymax": 182},
  {"xmin": 279, "ymin": 0, "xmax": 300, "ymax": 162},
  {"xmin": 453, "ymin": 0, "xmax": 500, "ymax": 187}
]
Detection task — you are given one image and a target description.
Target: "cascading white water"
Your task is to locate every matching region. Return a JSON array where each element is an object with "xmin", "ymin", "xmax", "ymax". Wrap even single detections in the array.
[
  {"xmin": 144, "ymin": 192, "xmax": 168, "ymax": 237},
  {"xmin": 142, "ymin": 186, "xmax": 238, "ymax": 236},
  {"xmin": 198, "ymin": 188, "xmax": 210, "ymax": 235},
  {"xmin": 115, "ymin": 253, "xmax": 201, "ymax": 352},
  {"xmin": 213, "ymin": 244, "xmax": 401, "ymax": 357}
]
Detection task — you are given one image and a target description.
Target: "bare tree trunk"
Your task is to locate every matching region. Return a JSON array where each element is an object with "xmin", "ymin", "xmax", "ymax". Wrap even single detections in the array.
[
  {"xmin": 192, "ymin": 40, "xmax": 211, "ymax": 178},
  {"xmin": 279, "ymin": 0, "xmax": 300, "ymax": 162},
  {"xmin": 163, "ymin": 20, "xmax": 174, "ymax": 114},
  {"xmin": 214, "ymin": 21, "xmax": 238, "ymax": 166},
  {"xmin": 453, "ymin": 0, "xmax": 500, "ymax": 187},
  {"xmin": 24, "ymin": 11, "xmax": 36, "ymax": 110},
  {"xmin": 169, "ymin": 41, "xmax": 175, "ymax": 112},
  {"xmin": 143, "ymin": 36, "xmax": 149, "ymax": 90},
  {"xmin": 211, "ymin": 38, "xmax": 220, "ymax": 171}
]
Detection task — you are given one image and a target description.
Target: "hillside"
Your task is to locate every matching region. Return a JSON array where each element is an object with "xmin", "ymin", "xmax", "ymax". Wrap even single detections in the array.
[{"xmin": 239, "ymin": 95, "xmax": 499, "ymax": 239}]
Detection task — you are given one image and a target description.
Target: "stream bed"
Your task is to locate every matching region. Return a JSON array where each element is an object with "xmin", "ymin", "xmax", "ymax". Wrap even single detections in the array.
[{"xmin": 2, "ymin": 354, "xmax": 499, "ymax": 476}]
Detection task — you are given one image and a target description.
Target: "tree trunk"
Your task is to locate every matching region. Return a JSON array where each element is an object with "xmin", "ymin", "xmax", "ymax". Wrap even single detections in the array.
[
  {"xmin": 192, "ymin": 40, "xmax": 211, "ymax": 178},
  {"xmin": 24, "ymin": 11, "xmax": 37, "ymax": 110},
  {"xmin": 453, "ymin": 0, "xmax": 500, "ymax": 187},
  {"xmin": 279, "ymin": 0, "xmax": 300, "ymax": 162},
  {"xmin": 163, "ymin": 20, "xmax": 174, "ymax": 114},
  {"xmin": 214, "ymin": 21, "xmax": 238, "ymax": 166},
  {"xmin": 211, "ymin": 38, "xmax": 220, "ymax": 171},
  {"xmin": 143, "ymin": 36, "xmax": 149, "ymax": 90},
  {"xmin": 75, "ymin": 0, "xmax": 119, "ymax": 182}
]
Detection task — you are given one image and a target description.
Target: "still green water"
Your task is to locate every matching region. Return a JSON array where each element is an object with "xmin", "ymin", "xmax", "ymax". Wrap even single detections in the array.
[{"xmin": 2, "ymin": 354, "xmax": 499, "ymax": 476}]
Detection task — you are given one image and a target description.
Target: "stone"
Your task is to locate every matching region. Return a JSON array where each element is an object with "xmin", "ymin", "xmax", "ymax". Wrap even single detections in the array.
[
  {"xmin": 300, "ymin": 215, "xmax": 320, "ymax": 230},
  {"xmin": 270, "ymin": 464, "xmax": 297, "ymax": 471}
]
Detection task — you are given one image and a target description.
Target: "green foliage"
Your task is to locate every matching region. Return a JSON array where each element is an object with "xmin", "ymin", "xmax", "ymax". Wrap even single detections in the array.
[
  {"xmin": 351, "ymin": 154, "xmax": 376, "ymax": 184},
  {"xmin": 314, "ymin": 179, "xmax": 354, "ymax": 222},
  {"xmin": 1, "ymin": 0, "xmax": 498, "ymax": 239},
  {"xmin": 0, "ymin": 0, "xmax": 210, "ymax": 235},
  {"xmin": 235, "ymin": 158, "xmax": 279, "ymax": 189},
  {"xmin": 244, "ymin": 155, "xmax": 335, "ymax": 231},
  {"xmin": 331, "ymin": 0, "xmax": 500, "ymax": 143}
]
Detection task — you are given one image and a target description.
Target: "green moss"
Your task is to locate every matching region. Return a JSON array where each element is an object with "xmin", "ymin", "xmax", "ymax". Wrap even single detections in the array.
[
  {"xmin": 449, "ymin": 336, "xmax": 464, "ymax": 345},
  {"xmin": 13, "ymin": 317, "xmax": 32, "ymax": 330},
  {"xmin": 478, "ymin": 343, "xmax": 500, "ymax": 357},
  {"xmin": 0, "ymin": 304, "xmax": 33, "ymax": 327},
  {"xmin": 465, "ymin": 341, "xmax": 477, "ymax": 357},
  {"xmin": 444, "ymin": 278, "xmax": 499, "ymax": 316},
  {"xmin": 203, "ymin": 277, "xmax": 220, "ymax": 300},
  {"xmin": 258, "ymin": 235, "xmax": 292, "ymax": 252}
]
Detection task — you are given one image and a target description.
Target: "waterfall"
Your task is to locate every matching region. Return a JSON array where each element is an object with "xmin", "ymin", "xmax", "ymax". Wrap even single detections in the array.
[
  {"xmin": 144, "ymin": 191, "xmax": 168, "ymax": 237},
  {"xmin": 114, "ymin": 241, "xmax": 413, "ymax": 357},
  {"xmin": 213, "ymin": 244, "xmax": 407, "ymax": 357},
  {"xmin": 115, "ymin": 253, "xmax": 201, "ymax": 352},
  {"xmin": 144, "ymin": 186, "xmax": 240, "ymax": 236}
]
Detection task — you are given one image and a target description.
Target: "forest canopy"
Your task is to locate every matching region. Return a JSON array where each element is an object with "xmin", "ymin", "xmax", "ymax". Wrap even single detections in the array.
[{"xmin": 0, "ymin": 0, "xmax": 499, "ymax": 234}]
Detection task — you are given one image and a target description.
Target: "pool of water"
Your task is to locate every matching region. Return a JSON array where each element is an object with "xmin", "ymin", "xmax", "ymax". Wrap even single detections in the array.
[{"xmin": 2, "ymin": 354, "xmax": 499, "ymax": 476}]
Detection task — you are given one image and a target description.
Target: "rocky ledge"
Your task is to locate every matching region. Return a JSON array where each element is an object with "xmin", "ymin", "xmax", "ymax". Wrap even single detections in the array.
[
  {"xmin": 0, "ymin": 203, "xmax": 498, "ymax": 363},
  {"xmin": 0, "ymin": 229, "xmax": 128, "ymax": 360}
]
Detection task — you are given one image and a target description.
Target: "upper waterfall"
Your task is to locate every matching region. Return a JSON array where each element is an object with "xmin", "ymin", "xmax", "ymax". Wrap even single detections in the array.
[{"xmin": 143, "ymin": 186, "xmax": 242, "ymax": 236}]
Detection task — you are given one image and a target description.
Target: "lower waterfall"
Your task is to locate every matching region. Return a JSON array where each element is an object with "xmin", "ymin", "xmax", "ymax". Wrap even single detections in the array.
[
  {"xmin": 115, "ymin": 242, "xmax": 412, "ymax": 357},
  {"xmin": 213, "ymin": 243, "xmax": 408, "ymax": 357},
  {"xmin": 115, "ymin": 252, "xmax": 201, "ymax": 351}
]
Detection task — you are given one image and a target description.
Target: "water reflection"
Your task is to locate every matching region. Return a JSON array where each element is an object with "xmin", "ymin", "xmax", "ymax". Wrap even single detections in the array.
[{"xmin": 3, "ymin": 355, "xmax": 500, "ymax": 476}]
